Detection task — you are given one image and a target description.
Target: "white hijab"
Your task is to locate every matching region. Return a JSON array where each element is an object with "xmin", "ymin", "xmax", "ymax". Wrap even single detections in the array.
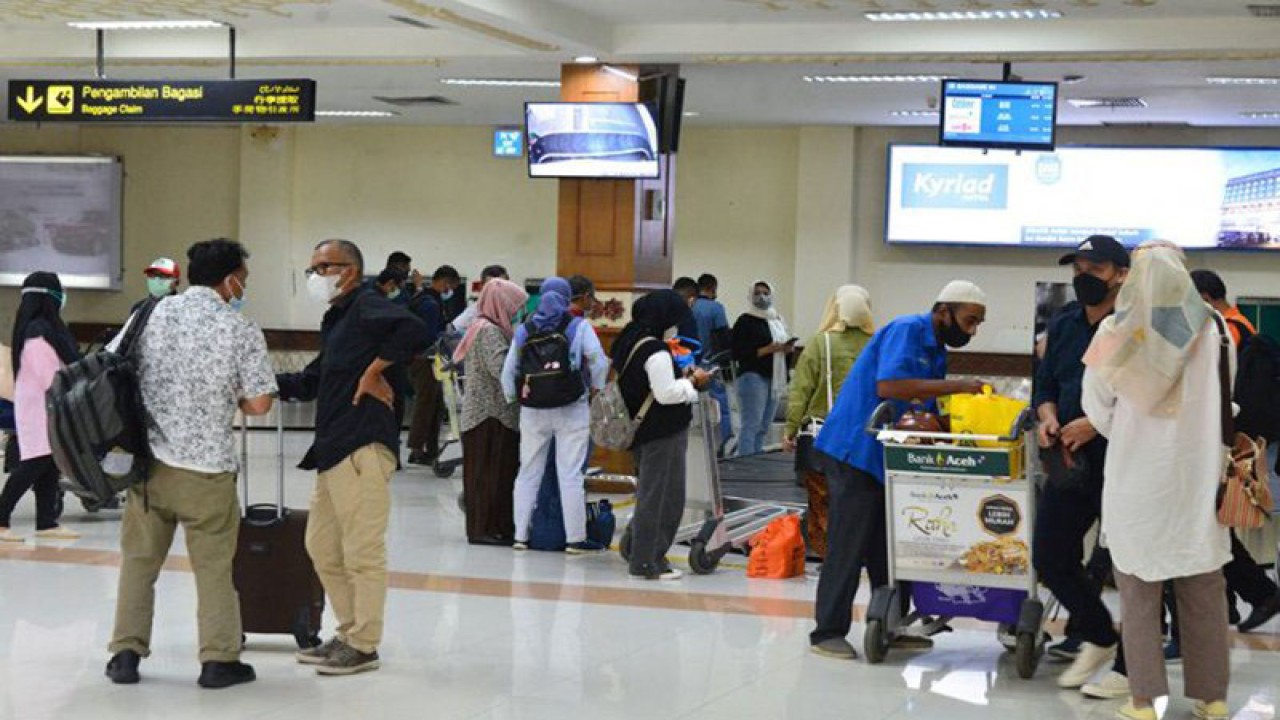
[
  {"xmin": 1083, "ymin": 241, "xmax": 1213, "ymax": 415},
  {"xmin": 747, "ymin": 280, "xmax": 790, "ymax": 402}
]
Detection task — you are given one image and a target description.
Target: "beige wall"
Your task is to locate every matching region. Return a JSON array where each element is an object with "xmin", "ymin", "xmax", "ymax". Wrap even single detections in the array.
[{"xmin": 3, "ymin": 122, "xmax": 1280, "ymax": 353}]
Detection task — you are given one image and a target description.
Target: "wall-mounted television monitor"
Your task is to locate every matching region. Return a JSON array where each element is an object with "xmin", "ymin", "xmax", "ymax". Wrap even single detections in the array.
[
  {"xmin": 0, "ymin": 155, "xmax": 123, "ymax": 289},
  {"xmin": 939, "ymin": 79, "xmax": 1058, "ymax": 151},
  {"xmin": 886, "ymin": 144, "xmax": 1280, "ymax": 250},
  {"xmin": 525, "ymin": 102, "xmax": 660, "ymax": 179}
]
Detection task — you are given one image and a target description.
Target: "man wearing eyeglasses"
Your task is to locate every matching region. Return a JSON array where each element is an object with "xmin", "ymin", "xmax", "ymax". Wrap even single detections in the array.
[{"xmin": 276, "ymin": 239, "xmax": 429, "ymax": 677}]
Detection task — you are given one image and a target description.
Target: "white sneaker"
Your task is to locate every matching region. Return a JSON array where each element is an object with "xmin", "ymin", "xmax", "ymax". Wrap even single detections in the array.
[
  {"xmin": 1057, "ymin": 642, "xmax": 1117, "ymax": 688},
  {"xmin": 1082, "ymin": 671, "xmax": 1130, "ymax": 699},
  {"xmin": 34, "ymin": 526, "xmax": 80, "ymax": 541},
  {"xmin": 0, "ymin": 528, "xmax": 24, "ymax": 543}
]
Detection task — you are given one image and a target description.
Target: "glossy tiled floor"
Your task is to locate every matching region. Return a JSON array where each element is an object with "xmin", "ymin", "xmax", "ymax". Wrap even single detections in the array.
[{"xmin": 1, "ymin": 430, "xmax": 1278, "ymax": 720}]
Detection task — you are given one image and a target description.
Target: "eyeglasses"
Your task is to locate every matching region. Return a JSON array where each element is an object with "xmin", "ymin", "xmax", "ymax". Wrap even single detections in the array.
[{"xmin": 304, "ymin": 262, "xmax": 352, "ymax": 277}]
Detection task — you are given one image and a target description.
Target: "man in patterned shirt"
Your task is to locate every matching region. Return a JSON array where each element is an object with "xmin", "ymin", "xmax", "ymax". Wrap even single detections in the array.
[{"xmin": 106, "ymin": 238, "xmax": 277, "ymax": 690}]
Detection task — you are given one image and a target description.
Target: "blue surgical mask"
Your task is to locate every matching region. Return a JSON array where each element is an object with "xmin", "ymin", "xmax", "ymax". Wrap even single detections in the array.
[
  {"xmin": 387, "ymin": 288, "xmax": 402, "ymax": 301},
  {"xmin": 226, "ymin": 275, "xmax": 246, "ymax": 312},
  {"xmin": 441, "ymin": 288, "xmax": 455, "ymax": 301}
]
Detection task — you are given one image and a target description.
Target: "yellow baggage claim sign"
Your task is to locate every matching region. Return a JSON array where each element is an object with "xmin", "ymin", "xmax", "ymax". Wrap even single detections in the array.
[{"xmin": 8, "ymin": 79, "xmax": 316, "ymax": 122}]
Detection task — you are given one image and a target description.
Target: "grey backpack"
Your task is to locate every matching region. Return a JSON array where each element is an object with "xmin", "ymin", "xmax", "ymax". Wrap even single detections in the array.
[{"xmin": 590, "ymin": 338, "xmax": 657, "ymax": 451}]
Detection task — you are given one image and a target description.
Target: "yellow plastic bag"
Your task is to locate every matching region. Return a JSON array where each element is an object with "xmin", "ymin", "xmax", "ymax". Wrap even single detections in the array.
[{"xmin": 947, "ymin": 386, "xmax": 1027, "ymax": 448}]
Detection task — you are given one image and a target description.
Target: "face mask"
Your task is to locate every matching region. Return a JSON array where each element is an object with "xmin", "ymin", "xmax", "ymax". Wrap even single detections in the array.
[
  {"xmin": 752, "ymin": 293, "xmax": 772, "ymax": 310},
  {"xmin": 1072, "ymin": 273, "xmax": 1112, "ymax": 307},
  {"xmin": 147, "ymin": 277, "xmax": 173, "ymax": 298},
  {"xmin": 22, "ymin": 286, "xmax": 65, "ymax": 309},
  {"xmin": 940, "ymin": 308, "xmax": 973, "ymax": 349},
  {"xmin": 387, "ymin": 288, "xmax": 402, "ymax": 301},
  {"xmin": 441, "ymin": 288, "xmax": 455, "ymax": 301},
  {"xmin": 307, "ymin": 271, "xmax": 342, "ymax": 304},
  {"xmin": 225, "ymin": 275, "xmax": 246, "ymax": 312}
]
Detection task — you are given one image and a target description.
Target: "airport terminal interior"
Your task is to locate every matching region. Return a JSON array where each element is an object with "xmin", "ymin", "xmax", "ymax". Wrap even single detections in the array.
[{"xmin": 4, "ymin": 1, "xmax": 1280, "ymax": 719}]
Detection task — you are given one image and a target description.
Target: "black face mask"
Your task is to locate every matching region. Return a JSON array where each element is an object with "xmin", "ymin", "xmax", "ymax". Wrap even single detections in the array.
[
  {"xmin": 940, "ymin": 308, "xmax": 972, "ymax": 349},
  {"xmin": 1073, "ymin": 273, "xmax": 1112, "ymax": 307}
]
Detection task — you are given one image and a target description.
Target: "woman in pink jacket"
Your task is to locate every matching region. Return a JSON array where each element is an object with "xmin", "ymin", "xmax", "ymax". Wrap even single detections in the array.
[{"xmin": 0, "ymin": 272, "xmax": 81, "ymax": 542}]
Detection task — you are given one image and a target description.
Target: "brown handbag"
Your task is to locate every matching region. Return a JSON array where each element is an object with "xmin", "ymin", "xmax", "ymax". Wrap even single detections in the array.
[{"xmin": 1214, "ymin": 315, "xmax": 1275, "ymax": 529}]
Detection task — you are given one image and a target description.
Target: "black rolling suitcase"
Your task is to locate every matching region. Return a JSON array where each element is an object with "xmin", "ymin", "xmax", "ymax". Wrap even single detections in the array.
[{"xmin": 233, "ymin": 406, "xmax": 324, "ymax": 649}]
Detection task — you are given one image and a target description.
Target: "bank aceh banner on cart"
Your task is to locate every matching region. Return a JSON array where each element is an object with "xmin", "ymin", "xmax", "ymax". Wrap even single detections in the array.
[{"xmin": 886, "ymin": 144, "xmax": 1280, "ymax": 250}]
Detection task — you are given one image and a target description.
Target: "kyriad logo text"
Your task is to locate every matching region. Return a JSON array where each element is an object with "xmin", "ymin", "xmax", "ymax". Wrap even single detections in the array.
[{"xmin": 901, "ymin": 163, "xmax": 1009, "ymax": 210}]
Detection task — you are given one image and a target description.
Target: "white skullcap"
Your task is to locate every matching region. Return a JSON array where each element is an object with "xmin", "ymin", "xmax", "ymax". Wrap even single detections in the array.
[{"xmin": 936, "ymin": 280, "xmax": 987, "ymax": 306}]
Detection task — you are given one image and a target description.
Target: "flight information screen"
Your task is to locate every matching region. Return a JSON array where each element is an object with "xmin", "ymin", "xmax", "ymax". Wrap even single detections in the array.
[{"xmin": 939, "ymin": 80, "xmax": 1058, "ymax": 151}]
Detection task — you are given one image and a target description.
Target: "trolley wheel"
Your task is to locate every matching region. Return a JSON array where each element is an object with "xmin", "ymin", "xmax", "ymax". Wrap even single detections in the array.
[
  {"xmin": 864, "ymin": 619, "xmax": 889, "ymax": 665},
  {"xmin": 688, "ymin": 540, "xmax": 719, "ymax": 575},
  {"xmin": 433, "ymin": 459, "xmax": 456, "ymax": 479},
  {"xmin": 1014, "ymin": 631, "xmax": 1039, "ymax": 679},
  {"xmin": 619, "ymin": 525, "xmax": 633, "ymax": 562}
]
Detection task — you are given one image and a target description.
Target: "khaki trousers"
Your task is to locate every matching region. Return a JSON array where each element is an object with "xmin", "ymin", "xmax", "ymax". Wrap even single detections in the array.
[
  {"xmin": 110, "ymin": 461, "xmax": 242, "ymax": 663},
  {"xmin": 1115, "ymin": 568, "xmax": 1230, "ymax": 701},
  {"xmin": 306, "ymin": 443, "xmax": 396, "ymax": 654}
]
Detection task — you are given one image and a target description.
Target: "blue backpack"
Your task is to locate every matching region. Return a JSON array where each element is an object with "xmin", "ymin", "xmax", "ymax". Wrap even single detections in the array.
[{"xmin": 527, "ymin": 439, "xmax": 617, "ymax": 550}]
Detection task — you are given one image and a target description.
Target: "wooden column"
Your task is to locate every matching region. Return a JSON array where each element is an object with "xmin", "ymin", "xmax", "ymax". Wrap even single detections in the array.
[{"xmin": 555, "ymin": 64, "xmax": 678, "ymax": 477}]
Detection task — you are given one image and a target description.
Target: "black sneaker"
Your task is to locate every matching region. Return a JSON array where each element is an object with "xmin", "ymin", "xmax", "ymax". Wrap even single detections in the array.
[
  {"xmin": 565, "ymin": 540, "xmax": 606, "ymax": 555},
  {"xmin": 407, "ymin": 450, "xmax": 435, "ymax": 466},
  {"xmin": 1238, "ymin": 593, "xmax": 1280, "ymax": 633},
  {"xmin": 105, "ymin": 650, "xmax": 141, "ymax": 684},
  {"xmin": 197, "ymin": 661, "xmax": 256, "ymax": 689},
  {"xmin": 315, "ymin": 643, "xmax": 380, "ymax": 676},
  {"xmin": 295, "ymin": 637, "xmax": 345, "ymax": 665}
]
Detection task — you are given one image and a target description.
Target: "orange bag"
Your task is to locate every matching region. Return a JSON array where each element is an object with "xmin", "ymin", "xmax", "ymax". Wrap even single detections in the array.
[{"xmin": 747, "ymin": 514, "xmax": 806, "ymax": 579}]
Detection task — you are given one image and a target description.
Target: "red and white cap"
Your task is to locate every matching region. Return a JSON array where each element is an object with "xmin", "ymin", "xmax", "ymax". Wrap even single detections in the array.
[{"xmin": 144, "ymin": 257, "xmax": 180, "ymax": 278}]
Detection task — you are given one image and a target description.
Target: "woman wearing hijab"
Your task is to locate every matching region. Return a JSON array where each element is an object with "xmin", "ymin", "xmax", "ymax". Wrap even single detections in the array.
[
  {"xmin": 1081, "ymin": 242, "xmax": 1231, "ymax": 720},
  {"xmin": 731, "ymin": 280, "xmax": 793, "ymax": 457},
  {"xmin": 782, "ymin": 285, "xmax": 875, "ymax": 559},
  {"xmin": 501, "ymin": 277, "xmax": 610, "ymax": 553},
  {"xmin": 456, "ymin": 278, "xmax": 528, "ymax": 546},
  {"xmin": 0, "ymin": 272, "xmax": 81, "ymax": 542},
  {"xmin": 612, "ymin": 290, "xmax": 711, "ymax": 580}
]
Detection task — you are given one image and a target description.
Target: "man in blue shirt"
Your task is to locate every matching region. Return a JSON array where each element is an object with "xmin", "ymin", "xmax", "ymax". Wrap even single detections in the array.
[
  {"xmin": 810, "ymin": 280, "xmax": 987, "ymax": 660},
  {"xmin": 691, "ymin": 274, "xmax": 734, "ymax": 453}
]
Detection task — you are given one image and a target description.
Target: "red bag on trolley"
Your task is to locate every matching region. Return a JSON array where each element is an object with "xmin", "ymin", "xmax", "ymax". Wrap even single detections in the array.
[{"xmin": 747, "ymin": 515, "xmax": 806, "ymax": 579}]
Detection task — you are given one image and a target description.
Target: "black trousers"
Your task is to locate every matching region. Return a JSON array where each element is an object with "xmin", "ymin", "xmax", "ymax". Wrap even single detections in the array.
[
  {"xmin": 810, "ymin": 452, "xmax": 890, "ymax": 645},
  {"xmin": 1033, "ymin": 444, "xmax": 1120, "ymax": 648},
  {"xmin": 629, "ymin": 429, "xmax": 689, "ymax": 575},
  {"xmin": 0, "ymin": 455, "xmax": 62, "ymax": 530}
]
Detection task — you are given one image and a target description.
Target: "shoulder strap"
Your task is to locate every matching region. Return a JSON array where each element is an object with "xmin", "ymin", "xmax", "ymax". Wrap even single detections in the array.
[
  {"xmin": 117, "ymin": 296, "xmax": 160, "ymax": 358},
  {"xmin": 1214, "ymin": 314, "xmax": 1235, "ymax": 446},
  {"xmin": 1227, "ymin": 317, "xmax": 1254, "ymax": 344},
  {"xmin": 823, "ymin": 332, "xmax": 834, "ymax": 412},
  {"xmin": 620, "ymin": 337, "xmax": 659, "ymax": 377}
]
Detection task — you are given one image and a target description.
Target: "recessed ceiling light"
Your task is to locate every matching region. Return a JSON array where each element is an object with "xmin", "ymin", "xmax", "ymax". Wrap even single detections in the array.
[
  {"xmin": 804, "ymin": 74, "xmax": 950, "ymax": 84},
  {"xmin": 1207, "ymin": 77, "xmax": 1280, "ymax": 86},
  {"xmin": 682, "ymin": 111, "xmax": 701, "ymax": 117},
  {"xmin": 889, "ymin": 110, "xmax": 940, "ymax": 118},
  {"xmin": 865, "ymin": 9, "xmax": 1061, "ymax": 21},
  {"xmin": 316, "ymin": 110, "xmax": 399, "ymax": 118},
  {"xmin": 1240, "ymin": 111, "xmax": 1280, "ymax": 119},
  {"xmin": 573, "ymin": 55, "xmax": 599, "ymax": 64},
  {"xmin": 1068, "ymin": 97, "xmax": 1148, "ymax": 109},
  {"xmin": 440, "ymin": 78, "xmax": 561, "ymax": 88},
  {"xmin": 66, "ymin": 19, "xmax": 225, "ymax": 30}
]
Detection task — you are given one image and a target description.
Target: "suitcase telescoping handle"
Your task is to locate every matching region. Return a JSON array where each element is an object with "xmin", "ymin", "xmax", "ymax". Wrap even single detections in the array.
[{"xmin": 239, "ymin": 401, "xmax": 287, "ymax": 522}]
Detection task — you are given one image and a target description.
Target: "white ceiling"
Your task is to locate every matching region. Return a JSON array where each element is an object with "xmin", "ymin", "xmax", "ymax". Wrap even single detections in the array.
[{"xmin": 0, "ymin": 0, "xmax": 1278, "ymax": 127}]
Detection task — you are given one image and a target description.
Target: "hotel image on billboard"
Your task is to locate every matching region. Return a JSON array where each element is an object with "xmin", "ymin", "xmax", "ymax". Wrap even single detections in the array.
[{"xmin": 1219, "ymin": 167, "xmax": 1280, "ymax": 248}]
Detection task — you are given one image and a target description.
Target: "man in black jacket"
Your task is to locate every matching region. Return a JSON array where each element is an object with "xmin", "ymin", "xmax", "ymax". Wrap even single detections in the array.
[{"xmin": 277, "ymin": 239, "xmax": 429, "ymax": 676}]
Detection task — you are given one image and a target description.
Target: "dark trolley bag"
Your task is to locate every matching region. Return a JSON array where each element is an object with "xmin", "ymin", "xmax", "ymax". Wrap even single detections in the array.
[{"xmin": 232, "ymin": 406, "xmax": 324, "ymax": 649}]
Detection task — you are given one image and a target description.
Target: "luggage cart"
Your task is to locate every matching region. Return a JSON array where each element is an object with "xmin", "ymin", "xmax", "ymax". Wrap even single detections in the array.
[
  {"xmin": 619, "ymin": 381, "xmax": 798, "ymax": 575},
  {"xmin": 861, "ymin": 401, "xmax": 1052, "ymax": 679},
  {"xmin": 432, "ymin": 332, "xmax": 465, "ymax": 479}
]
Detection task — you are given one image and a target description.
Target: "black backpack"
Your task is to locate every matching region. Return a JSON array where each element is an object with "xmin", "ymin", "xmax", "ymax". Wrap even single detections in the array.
[
  {"xmin": 46, "ymin": 297, "xmax": 159, "ymax": 507},
  {"xmin": 516, "ymin": 316, "xmax": 585, "ymax": 408},
  {"xmin": 1232, "ymin": 321, "xmax": 1280, "ymax": 442}
]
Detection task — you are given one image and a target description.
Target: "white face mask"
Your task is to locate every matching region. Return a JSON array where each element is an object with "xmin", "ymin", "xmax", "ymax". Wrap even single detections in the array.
[{"xmin": 307, "ymin": 271, "xmax": 342, "ymax": 304}]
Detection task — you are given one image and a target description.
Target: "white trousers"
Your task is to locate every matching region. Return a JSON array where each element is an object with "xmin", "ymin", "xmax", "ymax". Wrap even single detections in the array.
[{"xmin": 512, "ymin": 402, "xmax": 591, "ymax": 544}]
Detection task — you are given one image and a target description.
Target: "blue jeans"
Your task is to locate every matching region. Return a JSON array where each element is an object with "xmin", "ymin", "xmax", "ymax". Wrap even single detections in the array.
[
  {"xmin": 708, "ymin": 379, "xmax": 732, "ymax": 449},
  {"xmin": 735, "ymin": 371, "xmax": 776, "ymax": 457}
]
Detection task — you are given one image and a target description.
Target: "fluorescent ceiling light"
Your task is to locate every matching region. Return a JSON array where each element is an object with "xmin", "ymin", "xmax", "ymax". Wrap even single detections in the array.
[
  {"xmin": 804, "ymin": 74, "xmax": 950, "ymax": 83},
  {"xmin": 573, "ymin": 55, "xmax": 598, "ymax": 64},
  {"xmin": 440, "ymin": 78, "xmax": 560, "ymax": 88},
  {"xmin": 67, "ymin": 19, "xmax": 225, "ymax": 30},
  {"xmin": 889, "ymin": 110, "xmax": 940, "ymax": 117},
  {"xmin": 682, "ymin": 111, "xmax": 701, "ymax": 117},
  {"xmin": 316, "ymin": 110, "xmax": 399, "ymax": 118},
  {"xmin": 866, "ymin": 9, "xmax": 1061, "ymax": 21},
  {"xmin": 1240, "ymin": 111, "xmax": 1280, "ymax": 119},
  {"xmin": 1068, "ymin": 97, "xmax": 1148, "ymax": 108},
  {"xmin": 602, "ymin": 64, "xmax": 638, "ymax": 82},
  {"xmin": 1207, "ymin": 76, "xmax": 1280, "ymax": 86}
]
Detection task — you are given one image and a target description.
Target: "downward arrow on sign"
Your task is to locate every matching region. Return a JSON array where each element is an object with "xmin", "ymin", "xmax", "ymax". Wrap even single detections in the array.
[{"xmin": 15, "ymin": 86, "xmax": 43, "ymax": 113}]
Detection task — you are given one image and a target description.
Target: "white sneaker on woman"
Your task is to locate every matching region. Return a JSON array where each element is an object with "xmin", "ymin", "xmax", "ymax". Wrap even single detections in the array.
[
  {"xmin": 1057, "ymin": 642, "xmax": 1117, "ymax": 688},
  {"xmin": 0, "ymin": 528, "xmax": 25, "ymax": 543},
  {"xmin": 1082, "ymin": 671, "xmax": 1130, "ymax": 699},
  {"xmin": 35, "ymin": 526, "xmax": 80, "ymax": 541}
]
